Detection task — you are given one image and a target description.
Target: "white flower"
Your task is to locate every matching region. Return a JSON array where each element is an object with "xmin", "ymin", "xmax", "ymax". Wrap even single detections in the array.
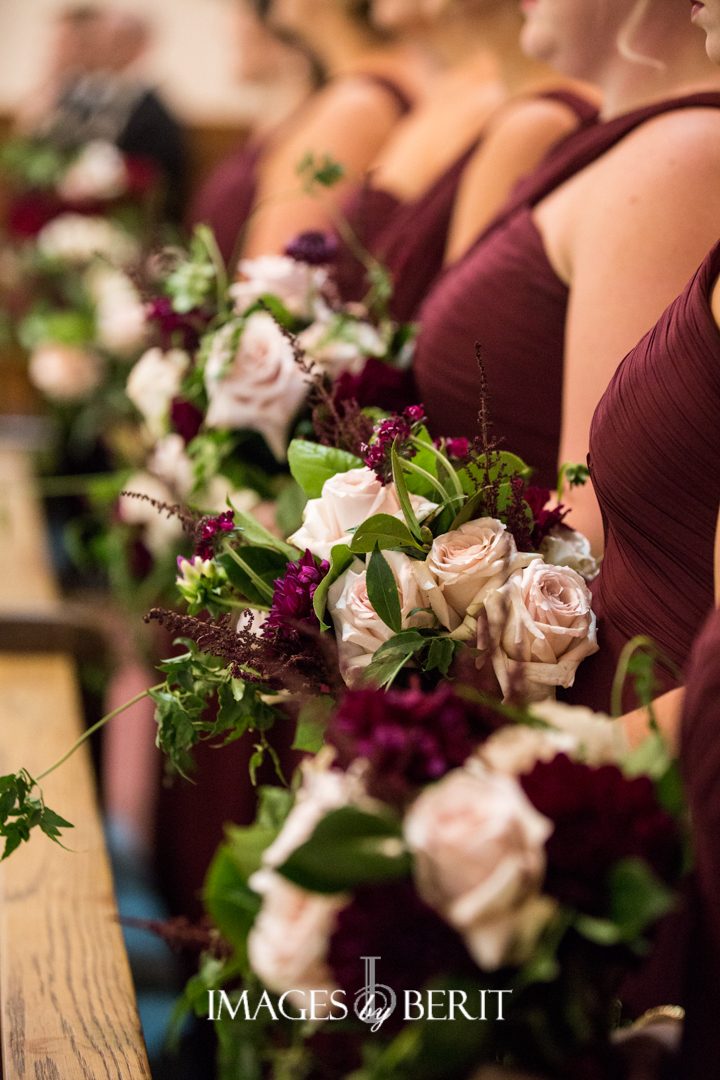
[
  {"xmin": 37, "ymin": 213, "xmax": 139, "ymax": 266},
  {"xmin": 290, "ymin": 466, "xmax": 437, "ymax": 562},
  {"xmin": 118, "ymin": 472, "xmax": 184, "ymax": 555},
  {"xmin": 86, "ymin": 265, "xmax": 146, "ymax": 354},
  {"xmin": 484, "ymin": 560, "xmax": 599, "ymax": 702},
  {"xmin": 57, "ymin": 140, "xmax": 128, "ymax": 202},
  {"xmin": 28, "ymin": 343, "xmax": 103, "ymax": 402},
  {"xmin": 539, "ymin": 524, "xmax": 600, "ymax": 583},
  {"xmin": 327, "ymin": 550, "xmax": 433, "ymax": 687},
  {"xmin": 147, "ymin": 433, "xmax": 195, "ymax": 498},
  {"xmin": 404, "ymin": 764, "xmax": 555, "ymax": 971},
  {"xmin": 527, "ymin": 699, "xmax": 628, "ymax": 767},
  {"xmin": 230, "ymin": 255, "xmax": 328, "ymax": 320},
  {"xmin": 247, "ymin": 870, "xmax": 346, "ymax": 1011},
  {"xmin": 477, "ymin": 726, "xmax": 577, "ymax": 777},
  {"xmin": 126, "ymin": 347, "xmax": 190, "ymax": 439},
  {"xmin": 296, "ymin": 316, "xmax": 387, "ymax": 378},
  {"xmin": 204, "ymin": 311, "xmax": 309, "ymax": 461},
  {"xmin": 413, "ymin": 519, "xmax": 536, "ymax": 633}
]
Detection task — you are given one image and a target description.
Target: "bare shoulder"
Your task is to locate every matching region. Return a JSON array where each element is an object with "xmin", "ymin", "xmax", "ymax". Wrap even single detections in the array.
[
  {"xmin": 486, "ymin": 92, "xmax": 593, "ymax": 142},
  {"xmin": 300, "ymin": 75, "xmax": 404, "ymax": 130},
  {"xmin": 601, "ymin": 106, "xmax": 720, "ymax": 180}
]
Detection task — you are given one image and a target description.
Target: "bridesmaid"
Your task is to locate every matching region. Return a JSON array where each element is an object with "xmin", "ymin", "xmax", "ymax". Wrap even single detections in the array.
[
  {"xmin": 412, "ymin": 0, "xmax": 720, "ymax": 495},
  {"xmin": 242, "ymin": 0, "xmax": 433, "ymax": 256},
  {"xmin": 336, "ymin": 0, "xmax": 600, "ymax": 320},
  {"xmin": 187, "ymin": 0, "xmax": 318, "ymax": 266}
]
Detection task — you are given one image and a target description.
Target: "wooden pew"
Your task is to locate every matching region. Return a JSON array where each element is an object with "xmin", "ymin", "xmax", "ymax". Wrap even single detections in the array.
[{"xmin": 0, "ymin": 443, "xmax": 151, "ymax": 1079}]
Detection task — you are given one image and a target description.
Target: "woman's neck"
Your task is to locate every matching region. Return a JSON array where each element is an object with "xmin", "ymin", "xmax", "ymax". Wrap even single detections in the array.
[
  {"xmin": 596, "ymin": 14, "xmax": 720, "ymax": 118},
  {"xmin": 427, "ymin": 3, "xmax": 562, "ymax": 96}
]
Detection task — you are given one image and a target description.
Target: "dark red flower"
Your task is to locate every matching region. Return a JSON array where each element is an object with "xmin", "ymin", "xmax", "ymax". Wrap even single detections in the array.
[
  {"xmin": 146, "ymin": 296, "xmax": 208, "ymax": 351},
  {"xmin": 7, "ymin": 191, "xmax": 63, "ymax": 237},
  {"xmin": 361, "ymin": 405, "xmax": 425, "ymax": 485},
  {"xmin": 525, "ymin": 486, "xmax": 569, "ymax": 547},
  {"xmin": 123, "ymin": 154, "xmax": 159, "ymax": 196},
  {"xmin": 170, "ymin": 397, "xmax": 203, "ymax": 444},
  {"xmin": 194, "ymin": 511, "xmax": 235, "ymax": 559},
  {"xmin": 327, "ymin": 683, "xmax": 501, "ymax": 805},
  {"xmin": 284, "ymin": 230, "xmax": 339, "ymax": 265},
  {"xmin": 334, "ymin": 357, "xmax": 419, "ymax": 414},
  {"xmin": 263, "ymin": 549, "xmax": 329, "ymax": 642},
  {"xmin": 521, "ymin": 755, "xmax": 680, "ymax": 915}
]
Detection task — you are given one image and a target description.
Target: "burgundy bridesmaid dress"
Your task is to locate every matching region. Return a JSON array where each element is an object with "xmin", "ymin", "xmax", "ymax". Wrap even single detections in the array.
[
  {"xmin": 679, "ymin": 603, "xmax": 720, "ymax": 1077},
  {"xmin": 188, "ymin": 75, "xmax": 414, "ymax": 270},
  {"xmin": 338, "ymin": 90, "xmax": 599, "ymax": 323},
  {"xmin": 412, "ymin": 93, "xmax": 720, "ymax": 489},
  {"xmin": 567, "ymin": 239, "xmax": 720, "ymax": 715}
]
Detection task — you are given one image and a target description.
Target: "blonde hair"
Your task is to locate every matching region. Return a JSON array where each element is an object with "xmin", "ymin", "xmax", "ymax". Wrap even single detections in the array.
[{"xmin": 617, "ymin": 0, "xmax": 665, "ymax": 70}]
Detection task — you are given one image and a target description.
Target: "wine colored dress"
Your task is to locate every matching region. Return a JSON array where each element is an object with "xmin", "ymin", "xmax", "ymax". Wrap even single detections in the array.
[
  {"xmin": 679, "ymin": 604, "xmax": 720, "ymax": 1077},
  {"xmin": 412, "ymin": 93, "xmax": 720, "ymax": 489},
  {"xmin": 188, "ymin": 75, "xmax": 414, "ymax": 270},
  {"xmin": 566, "ymin": 239, "xmax": 720, "ymax": 715},
  {"xmin": 338, "ymin": 90, "xmax": 598, "ymax": 322}
]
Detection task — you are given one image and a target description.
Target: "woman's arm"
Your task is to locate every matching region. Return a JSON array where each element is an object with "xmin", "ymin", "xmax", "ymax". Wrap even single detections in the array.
[
  {"xmin": 620, "ymin": 687, "xmax": 685, "ymax": 752},
  {"xmin": 445, "ymin": 94, "xmax": 596, "ymax": 264},
  {"xmin": 551, "ymin": 108, "xmax": 720, "ymax": 551},
  {"xmin": 243, "ymin": 77, "xmax": 406, "ymax": 257}
]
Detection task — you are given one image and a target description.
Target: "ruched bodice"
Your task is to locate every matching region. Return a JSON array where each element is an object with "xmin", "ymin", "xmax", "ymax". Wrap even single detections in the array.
[
  {"xmin": 337, "ymin": 90, "xmax": 598, "ymax": 323},
  {"xmin": 413, "ymin": 93, "xmax": 720, "ymax": 489},
  {"xmin": 567, "ymin": 241, "xmax": 720, "ymax": 713}
]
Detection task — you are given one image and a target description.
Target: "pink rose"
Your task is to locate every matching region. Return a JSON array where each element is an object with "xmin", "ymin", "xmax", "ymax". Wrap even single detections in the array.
[
  {"xmin": 484, "ymin": 561, "xmax": 598, "ymax": 702},
  {"xmin": 404, "ymin": 765, "xmax": 555, "ymax": 970},
  {"xmin": 28, "ymin": 343, "xmax": 103, "ymax": 402},
  {"xmin": 230, "ymin": 255, "xmax": 327, "ymax": 320}
]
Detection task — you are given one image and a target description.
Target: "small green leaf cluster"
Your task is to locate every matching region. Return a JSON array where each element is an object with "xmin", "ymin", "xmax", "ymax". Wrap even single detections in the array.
[
  {"xmin": 0, "ymin": 137, "xmax": 69, "ymax": 189},
  {"xmin": 150, "ymin": 640, "xmax": 283, "ymax": 777},
  {"xmin": 165, "ymin": 228, "xmax": 220, "ymax": 314},
  {"xmin": 0, "ymin": 769, "xmax": 73, "ymax": 860},
  {"xmin": 296, "ymin": 151, "xmax": 345, "ymax": 192}
]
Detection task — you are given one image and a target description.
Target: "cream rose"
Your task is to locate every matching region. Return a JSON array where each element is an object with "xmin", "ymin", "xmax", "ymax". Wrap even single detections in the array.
[
  {"xmin": 57, "ymin": 140, "xmax": 128, "ymax": 202},
  {"xmin": 484, "ymin": 560, "xmax": 599, "ymax": 702},
  {"xmin": 147, "ymin": 434, "xmax": 195, "ymax": 498},
  {"xmin": 296, "ymin": 316, "xmax": 386, "ymax": 378},
  {"xmin": 413, "ymin": 519, "xmax": 535, "ymax": 633},
  {"xmin": 527, "ymin": 699, "xmax": 628, "ymax": 766},
  {"xmin": 126, "ymin": 347, "xmax": 190, "ymax": 439},
  {"xmin": 290, "ymin": 466, "xmax": 437, "ymax": 562},
  {"xmin": 404, "ymin": 765, "xmax": 555, "ymax": 970},
  {"xmin": 247, "ymin": 870, "xmax": 346, "ymax": 1013},
  {"xmin": 37, "ymin": 213, "xmax": 139, "ymax": 266},
  {"xmin": 28, "ymin": 343, "xmax": 103, "ymax": 402},
  {"xmin": 539, "ymin": 524, "xmax": 600, "ymax": 583},
  {"xmin": 327, "ymin": 551, "xmax": 433, "ymax": 687},
  {"xmin": 230, "ymin": 255, "xmax": 327, "ymax": 320},
  {"xmin": 204, "ymin": 311, "xmax": 308, "ymax": 461},
  {"xmin": 86, "ymin": 266, "xmax": 147, "ymax": 355}
]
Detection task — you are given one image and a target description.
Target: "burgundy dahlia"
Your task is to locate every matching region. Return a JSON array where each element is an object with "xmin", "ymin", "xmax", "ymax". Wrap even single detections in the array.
[
  {"xmin": 327, "ymin": 683, "xmax": 501, "ymax": 805},
  {"xmin": 334, "ymin": 358, "xmax": 419, "ymax": 414},
  {"xmin": 170, "ymin": 397, "xmax": 203, "ymax": 444},
  {"xmin": 263, "ymin": 549, "xmax": 329, "ymax": 641},
  {"xmin": 146, "ymin": 295, "xmax": 207, "ymax": 351},
  {"xmin": 524, "ymin": 486, "xmax": 569, "ymax": 547},
  {"xmin": 284, "ymin": 230, "xmax": 339, "ymax": 265},
  {"xmin": 521, "ymin": 754, "xmax": 681, "ymax": 915}
]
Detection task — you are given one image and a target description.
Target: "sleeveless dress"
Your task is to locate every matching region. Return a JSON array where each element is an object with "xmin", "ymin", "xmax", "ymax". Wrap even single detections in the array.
[
  {"xmin": 679, "ymin": 604, "xmax": 720, "ymax": 1077},
  {"xmin": 412, "ymin": 93, "xmax": 720, "ymax": 489},
  {"xmin": 566, "ymin": 239, "xmax": 720, "ymax": 715},
  {"xmin": 337, "ymin": 90, "xmax": 598, "ymax": 322},
  {"xmin": 187, "ymin": 74, "xmax": 414, "ymax": 270}
]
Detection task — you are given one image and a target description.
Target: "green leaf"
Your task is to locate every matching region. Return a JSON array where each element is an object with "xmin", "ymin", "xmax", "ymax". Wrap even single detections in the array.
[
  {"xmin": 287, "ymin": 440, "xmax": 363, "ymax": 499},
  {"xmin": 367, "ymin": 544, "xmax": 402, "ymax": 634},
  {"xmin": 574, "ymin": 914, "xmax": 623, "ymax": 946},
  {"xmin": 457, "ymin": 452, "xmax": 532, "ymax": 496},
  {"xmin": 274, "ymin": 480, "xmax": 308, "ymax": 537},
  {"xmin": 293, "ymin": 696, "xmax": 335, "ymax": 753},
  {"xmin": 204, "ymin": 843, "xmax": 262, "ymax": 955},
  {"xmin": 220, "ymin": 546, "xmax": 288, "ymax": 605},
  {"xmin": 313, "ymin": 543, "xmax": 355, "ymax": 631},
  {"xmin": 403, "ymin": 426, "xmax": 439, "ymax": 499},
  {"xmin": 424, "ymin": 636, "xmax": 458, "ymax": 676},
  {"xmin": 361, "ymin": 629, "xmax": 429, "ymax": 689},
  {"xmin": 232, "ymin": 510, "xmax": 300, "ymax": 560},
  {"xmin": 391, "ymin": 440, "xmax": 423, "ymax": 542},
  {"xmin": 277, "ymin": 807, "xmax": 411, "ymax": 893},
  {"xmin": 609, "ymin": 857, "xmax": 675, "ymax": 939},
  {"xmin": 349, "ymin": 513, "xmax": 423, "ymax": 553}
]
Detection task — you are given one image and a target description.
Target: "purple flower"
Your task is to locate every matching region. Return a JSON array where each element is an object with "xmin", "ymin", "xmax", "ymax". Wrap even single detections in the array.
[
  {"xmin": 525, "ymin": 486, "xmax": 569, "ymax": 547},
  {"xmin": 442, "ymin": 437, "xmax": 470, "ymax": 459},
  {"xmin": 334, "ymin": 358, "xmax": 419, "ymax": 414},
  {"xmin": 194, "ymin": 511, "xmax": 235, "ymax": 560},
  {"xmin": 146, "ymin": 296, "xmax": 208, "ymax": 351},
  {"xmin": 284, "ymin": 230, "xmax": 339, "ymax": 265},
  {"xmin": 170, "ymin": 397, "xmax": 203, "ymax": 444},
  {"xmin": 263, "ymin": 549, "xmax": 329, "ymax": 641},
  {"xmin": 361, "ymin": 405, "xmax": 426, "ymax": 485},
  {"xmin": 327, "ymin": 683, "xmax": 501, "ymax": 805}
]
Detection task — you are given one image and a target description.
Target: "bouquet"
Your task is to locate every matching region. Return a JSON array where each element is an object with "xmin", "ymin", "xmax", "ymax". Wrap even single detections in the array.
[{"xmin": 182, "ymin": 678, "xmax": 684, "ymax": 1080}]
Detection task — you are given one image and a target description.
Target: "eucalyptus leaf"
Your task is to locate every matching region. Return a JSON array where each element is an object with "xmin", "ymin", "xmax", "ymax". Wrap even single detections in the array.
[
  {"xmin": 367, "ymin": 545, "xmax": 402, "ymax": 634},
  {"xmin": 277, "ymin": 806, "xmax": 412, "ymax": 893},
  {"xmin": 350, "ymin": 513, "xmax": 423, "ymax": 553},
  {"xmin": 288, "ymin": 439, "xmax": 363, "ymax": 499}
]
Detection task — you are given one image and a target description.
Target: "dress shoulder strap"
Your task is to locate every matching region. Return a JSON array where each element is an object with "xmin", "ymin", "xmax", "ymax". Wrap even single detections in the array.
[
  {"xmin": 535, "ymin": 88, "xmax": 600, "ymax": 128},
  {"xmin": 358, "ymin": 73, "xmax": 414, "ymax": 117}
]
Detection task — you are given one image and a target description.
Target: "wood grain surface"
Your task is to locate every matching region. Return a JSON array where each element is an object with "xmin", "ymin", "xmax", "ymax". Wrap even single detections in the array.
[{"xmin": 0, "ymin": 444, "xmax": 151, "ymax": 1078}]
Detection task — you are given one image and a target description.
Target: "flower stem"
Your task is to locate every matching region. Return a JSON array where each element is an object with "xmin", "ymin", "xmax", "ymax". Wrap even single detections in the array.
[
  {"xmin": 36, "ymin": 683, "xmax": 166, "ymax": 782},
  {"xmin": 398, "ymin": 458, "xmax": 464, "ymax": 508},
  {"xmin": 408, "ymin": 437, "xmax": 464, "ymax": 497},
  {"xmin": 222, "ymin": 542, "xmax": 275, "ymax": 602}
]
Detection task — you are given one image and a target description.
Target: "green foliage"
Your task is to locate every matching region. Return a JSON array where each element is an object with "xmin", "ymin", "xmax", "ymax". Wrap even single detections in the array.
[
  {"xmin": 221, "ymin": 546, "xmax": 289, "ymax": 606},
  {"xmin": 575, "ymin": 857, "xmax": 675, "ymax": 951},
  {"xmin": 362, "ymin": 629, "xmax": 431, "ymax": 688},
  {"xmin": 0, "ymin": 770, "xmax": 73, "ymax": 860},
  {"xmin": 312, "ymin": 543, "xmax": 355, "ymax": 630},
  {"xmin": 165, "ymin": 225, "xmax": 224, "ymax": 314},
  {"xmin": 288, "ymin": 439, "xmax": 363, "ymax": 499},
  {"xmin": 557, "ymin": 461, "xmax": 590, "ymax": 502},
  {"xmin": 19, "ymin": 307, "xmax": 95, "ymax": 350},
  {"xmin": 366, "ymin": 544, "xmax": 403, "ymax": 634},
  {"xmin": 292, "ymin": 695, "xmax": 335, "ymax": 753},
  {"xmin": 296, "ymin": 151, "xmax": 345, "ymax": 192},
  {"xmin": 277, "ymin": 806, "xmax": 411, "ymax": 893},
  {"xmin": 150, "ymin": 640, "xmax": 282, "ymax": 776},
  {"xmin": 391, "ymin": 441, "xmax": 423, "ymax": 542},
  {"xmin": 0, "ymin": 137, "xmax": 68, "ymax": 188},
  {"xmin": 274, "ymin": 480, "xmax": 308, "ymax": 537},
  {"xmin": 349, "ymin": 513, "xmax": 423, "ymax": 554}
]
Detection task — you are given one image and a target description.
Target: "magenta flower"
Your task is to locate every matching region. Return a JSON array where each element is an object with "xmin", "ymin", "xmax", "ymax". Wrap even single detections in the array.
[
  {"xmin": 194, "ymin": 511, "xmax": 235, "ymax": 559},
  {"xmin": 284, "ymin": 231, "xmax": 339, "ymax": 265},
  {"xmin": 263, "ymin": 549, "xmax": 330, "ymax": 642},
  {"xmin": 361, "ymin": 405, "xmax": 426, "ymax": 485}
]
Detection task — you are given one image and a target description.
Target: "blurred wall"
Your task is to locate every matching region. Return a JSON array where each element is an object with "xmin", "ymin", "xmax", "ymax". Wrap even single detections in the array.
[{"xmin": 0, "ymin": 0, "xmax": 265, "ymax": 125}]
